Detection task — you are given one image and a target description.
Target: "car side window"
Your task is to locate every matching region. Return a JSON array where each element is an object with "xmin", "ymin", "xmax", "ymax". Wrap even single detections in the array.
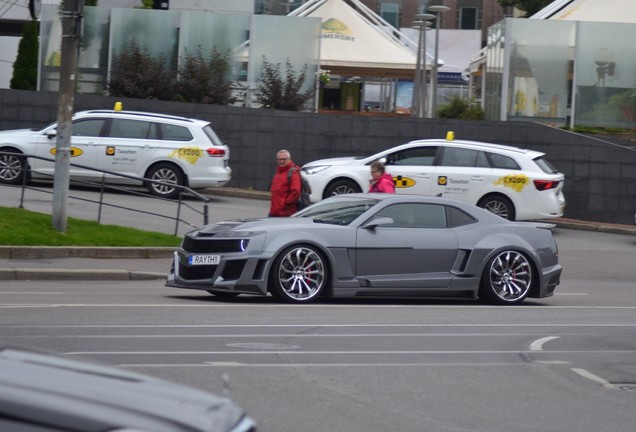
[
  {"xmin": 446, "ymin": 206, "xmax": 477, "ymax": 227},
  {"xmin": 440, "ymin": 147, "xmax": 489, "ymax": 167},
  {"xmin": 71, "ymin": 119, "xmax": 106, "ymax": 137},
  {"xmin": 385, "ymin": 146, "xmax": 438, "ymax": 166},
  {"xmin": 161, "ymin": 124, "xmax": 193, "ymax": 141},
  {"xmin": 376, "ymin": 203, "xmax": 447, "ymax": 228},
  {"xmin": 108, "ymin": 119, "xmax": 152, "ymax": 139},
  {"xmin": 488, "ymin": 152, "xmax": 520, "ymax": 170}
]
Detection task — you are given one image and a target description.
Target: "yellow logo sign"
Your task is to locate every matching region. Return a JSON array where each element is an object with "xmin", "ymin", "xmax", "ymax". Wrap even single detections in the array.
[
  {"xmin": 106, "ymin": 146, "xmax": 116, "ymax": 156},
  {"xmin": 393, "ymin": 175, "xmax": 415, "ymax": 188},
  {"xmin": 49, "ymin": 147, "xmax": 83, "ymax": 157},
  {"xmin": 169, "ymin": 147, "xmax": 203, "ymax": 165},
  {"xmin": 493, "ymin": 174, "xmax": 530, "ymax": 192},
  {"xmin": 438, "ymin": 176, "xmax": 448, "ymax": 186},
  {"xmin": 322, "ymin": 18, "xmax": 352, "ymax": 35}
]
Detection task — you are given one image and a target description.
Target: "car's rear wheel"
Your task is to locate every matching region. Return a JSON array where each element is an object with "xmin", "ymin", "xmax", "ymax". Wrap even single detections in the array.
[
  {"xmin": 269, "ymin": 245, "xmax": 327, "ymax": 303},
  {"xmin": 479, "ymin": 250, "xmax": 532, "ymax": 305},
  {"xmin": 146, "ymin": 163, "xmax": 184, "ymax": 199},
  {"xmin": 478, "ymin": 195, "xmax": 515, "ymax": 220},
  {"xmin": 0, "ymin": 149, "xmax": 26, "ymax": 185},
  {"xmin": 324, "ymin": 179, "xmax": 360, "ymax": 198}
]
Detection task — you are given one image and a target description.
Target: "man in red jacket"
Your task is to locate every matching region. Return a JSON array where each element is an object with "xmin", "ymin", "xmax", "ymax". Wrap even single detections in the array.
[{"xmin": 269, "ymin": 149, "xmax": 301, "ymax": 217}]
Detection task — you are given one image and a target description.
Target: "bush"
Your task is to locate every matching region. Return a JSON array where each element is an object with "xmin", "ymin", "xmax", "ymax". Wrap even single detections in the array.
[
  {"xmin": 108, "ymin": 40, "xmax": 177, "ymax": 100},
  {"xmin": 437, "ymin": 96, "xmax": 484, "ymax": 120},
  {"xmin": 254, "ymin": 57, "xmax": 314, "ymax": 111},
  {"xmin": 10, "ymin": 20, "xmax": 39, "ymax": 90},
  {"xmin": 177, "ymin": 47, "xmax": 235, "ymax": 105}
]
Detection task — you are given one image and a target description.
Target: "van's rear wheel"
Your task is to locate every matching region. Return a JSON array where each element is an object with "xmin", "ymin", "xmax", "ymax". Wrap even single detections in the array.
[{"xmin": 146, "ymin": 163, "xmax": 184, "ymax": 199}]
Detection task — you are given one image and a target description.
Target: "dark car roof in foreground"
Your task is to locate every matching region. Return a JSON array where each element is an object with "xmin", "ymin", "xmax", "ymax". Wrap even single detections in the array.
[{"xmin": 0, "ymin": 347, "xmax": 256, "ymax": 432}]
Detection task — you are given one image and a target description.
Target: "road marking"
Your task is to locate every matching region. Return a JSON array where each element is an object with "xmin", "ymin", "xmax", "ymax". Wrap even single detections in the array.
[
  {"xmin": 571, "ymin": 368, "xmax": 614, "ymax": 389},
  {"xmin": 4, "ymin": 323, "xmax": 636, "ymax": 328},
  {"xmin": 529, "ymin": 336, "xmax": 560, "ymax": 351},
  {"xmin": 64, "ymin": 350, "xmax": 636, "ymax": 355}
]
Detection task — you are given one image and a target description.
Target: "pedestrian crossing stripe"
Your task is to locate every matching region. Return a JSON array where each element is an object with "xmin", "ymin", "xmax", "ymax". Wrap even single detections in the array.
[{"xmin": 393, "ymin": 175, "xmax": 415, "ymax": 188}]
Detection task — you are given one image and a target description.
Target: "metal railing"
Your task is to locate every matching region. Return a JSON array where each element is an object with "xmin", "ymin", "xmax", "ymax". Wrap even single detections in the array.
[{"xmin": 1, "ymin": 151, "xmax": 210, "ymax": 236}]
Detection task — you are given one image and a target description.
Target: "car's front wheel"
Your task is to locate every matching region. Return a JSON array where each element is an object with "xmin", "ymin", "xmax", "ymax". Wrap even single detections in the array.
[
  {"xmin": 0, "ymin": 149, "xmax": 26, "ymax": 185},
  {"xmin": 479, "ymin": 250, "xmax": 533, "ymax": 305},
  {"xmin": 478, "ymin": 195, "xmax": 515, "ymax": 220},
  {"xmin": 324, "ymin": 179, "xmax": 361, "ymax": 198},
  {"xmin": 269, "ymin": 245, "xmax": 327, "ymax": 303},
  {"xmin": 146, "ymin": 163, "xmax": 184, "ymax": 199}
]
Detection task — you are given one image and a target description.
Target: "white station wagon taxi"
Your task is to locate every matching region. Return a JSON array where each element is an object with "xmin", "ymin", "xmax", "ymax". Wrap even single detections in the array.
[
  {"xmin": 0, "ymin": 110, "xmax": 231, "ymax": 198},
  {"xmin": 301, "ymin": 133, "xmax": 565, "ymax": 221}
]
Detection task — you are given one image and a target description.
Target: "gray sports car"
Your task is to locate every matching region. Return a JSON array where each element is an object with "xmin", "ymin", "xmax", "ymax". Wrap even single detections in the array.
[{"xmin": 166, "ymin": 194, "xmax": 561, "ymax": 305}]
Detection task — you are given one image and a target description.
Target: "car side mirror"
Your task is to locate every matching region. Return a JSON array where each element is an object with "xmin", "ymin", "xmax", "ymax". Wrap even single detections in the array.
[
  {"xmin": 46, "ymin": 129, "xmax": 57, "ymax": 139},
  {"xmin": 362, "ymin": 217, "xmax": 394, "ymax": 230}
]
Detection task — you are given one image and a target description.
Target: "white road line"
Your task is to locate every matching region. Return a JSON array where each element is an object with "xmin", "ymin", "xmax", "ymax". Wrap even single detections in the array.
[
  {"xmin": 529, "ymin": 336, "xmax": 560, "ymax": 351},
  {"xmin": 64, "ymin": 350, "xmax": 636, "ymax": 355},
  {"xmin": 4, "ymin": 323, "xmax": 636, "ymax": 328},
  {"xmin": 117, "ymin": 362, "xmax": 536, "ymax": 368},
  {"xmin": 571, "ymin": 368, "xmax": 615, "ymax": 389}
]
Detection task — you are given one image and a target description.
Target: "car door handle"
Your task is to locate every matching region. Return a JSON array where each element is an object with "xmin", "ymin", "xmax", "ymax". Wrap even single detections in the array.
[
  {"xmin": 470, "ymin": 176, "xmax": 484, "ymax": 181},
  {"xmin": 416, "ymin": 174, "xmax": 431, "ymax": 178}
]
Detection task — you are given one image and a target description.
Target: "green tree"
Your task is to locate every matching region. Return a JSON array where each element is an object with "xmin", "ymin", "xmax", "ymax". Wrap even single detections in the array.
[
  {"xmin": 10, "ymin": 20, "xmax": 39, "ymax": 90},
  {"xmin": 255, "ymin": 57, "xmax": 314, "ymax": 111},
  {"xmin": 437, "ymin": 96, "xmax": 484, "ymax": 120},
  {"xmin": 497, "ymin": 0, "xmax": 552, "ymax": 17},
  {"xmin": 108, "ymin": 39, "xmax": 177, "ymax": 100},
  {"xmin": 177, "ymin": 47, "xmax": 234, "ymax": 105}
]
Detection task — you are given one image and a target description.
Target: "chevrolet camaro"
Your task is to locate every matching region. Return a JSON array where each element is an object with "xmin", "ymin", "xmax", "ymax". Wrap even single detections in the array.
[{"xmin": 166, "ymin": 194, "xmax": 562, "ymax": 305}]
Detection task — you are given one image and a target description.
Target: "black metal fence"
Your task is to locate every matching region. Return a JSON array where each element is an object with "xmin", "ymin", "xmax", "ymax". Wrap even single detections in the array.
[{"xmin": 0, "ymin": 151, "xmax": 210, "ymax": 236}]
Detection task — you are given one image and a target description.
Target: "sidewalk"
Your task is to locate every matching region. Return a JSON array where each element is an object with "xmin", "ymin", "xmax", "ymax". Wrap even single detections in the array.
[{"xmin": 1, "ymin": 190, "xmax": 634, "ymax": 282}]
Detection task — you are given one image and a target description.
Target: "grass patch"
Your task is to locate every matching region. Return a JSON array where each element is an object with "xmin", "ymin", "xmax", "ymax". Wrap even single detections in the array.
[{"xmin": 0, "ymin": 206, "xmax": 181, "ymax": 247}]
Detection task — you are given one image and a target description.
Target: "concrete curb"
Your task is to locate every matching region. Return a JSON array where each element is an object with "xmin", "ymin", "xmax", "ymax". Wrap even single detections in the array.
[
  {"xmin": 0, "ymin": 246, "xmax": 175, "ymax": 260},
  {"xmin": 0, "ymin": 268, "xmax": 166, "ymax": 281}
]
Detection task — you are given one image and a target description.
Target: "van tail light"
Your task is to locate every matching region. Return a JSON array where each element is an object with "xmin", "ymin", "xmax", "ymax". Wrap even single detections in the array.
[
  {"xmin": 206, "ymin": 148, "xmax": 226, "ymax": 157},
  {"xmin": 534, "ymin": 179, "xmax": 560, "ymax": 191}
]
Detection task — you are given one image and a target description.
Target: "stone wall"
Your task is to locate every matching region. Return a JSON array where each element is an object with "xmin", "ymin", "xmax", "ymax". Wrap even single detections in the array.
[{"xmin": 1, "ymin": 88, "xmax": 635, "ymax": 224}]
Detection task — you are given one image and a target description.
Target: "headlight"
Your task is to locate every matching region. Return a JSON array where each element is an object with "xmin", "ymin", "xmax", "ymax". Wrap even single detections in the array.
[{"xmin": 302, "ymin": 165, "xmax": 330, "ymax": 175}]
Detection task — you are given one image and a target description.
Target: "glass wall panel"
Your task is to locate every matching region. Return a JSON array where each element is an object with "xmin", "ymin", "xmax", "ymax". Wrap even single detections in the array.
[
  {"xmin": 78, "ymin": 6, "xmax": 111, "ymax": 94},
  {"xmin": 574, "ymin": 21, "xmax": 636, "ymax": 128},
  {"xmin": 484, "ymin": 20, "xmax": 505, "ymax": 121},
  {"xmin": 38, "ymin": 5, "xmax": 62, "ymax": 91},
  {"xmin": 247, "ymin": 15, "xmax": 321, "ymax": 110},
  {"xmin": 109, "ymin": 8, "xmax": 180, "ymax": 73},
  {"xmin": 178, "ymin": 12, "xmax": 250, "ymax": 82},
  {"xmin": 505, "ymin": 18, "xmax": 574, "ymax": 125}
]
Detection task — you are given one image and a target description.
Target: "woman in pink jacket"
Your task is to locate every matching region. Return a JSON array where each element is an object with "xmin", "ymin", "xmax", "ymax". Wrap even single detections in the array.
[{"xmin": 368, "ymin": 161, "xmax": 395, "ymax": 193}]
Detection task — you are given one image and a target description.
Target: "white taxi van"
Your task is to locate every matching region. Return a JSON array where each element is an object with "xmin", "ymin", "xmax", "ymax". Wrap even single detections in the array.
[
  {"xmin": 0, "ymin": 109, "xmax": 231, "ymax": 198},
  {"xmin": 301, "ymin": 132, "xmax": 565, "ymax": 221}
]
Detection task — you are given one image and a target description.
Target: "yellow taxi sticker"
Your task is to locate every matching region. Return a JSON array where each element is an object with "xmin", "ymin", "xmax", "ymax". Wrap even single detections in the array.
[
  {"xmin": 49, "ymin": 147, "xmax": 83, "ymax": 157},
  {"xmin": 105, "ymin": 146, "xmax": 116, "ymax": 156},
  {"xmin": 493, "ymin": 174, "xmax": 530, "ymax": 192},
  {"xmin": 169, "ymin": 147, "xmax": 203, "ymax": 165},
  {"xmin": 438, "ymin": 176, "xmax": 448, "ymax": 186},
  {"xmin": 393, "ymin": 175, "xmax": 416, "ymax": 188}
]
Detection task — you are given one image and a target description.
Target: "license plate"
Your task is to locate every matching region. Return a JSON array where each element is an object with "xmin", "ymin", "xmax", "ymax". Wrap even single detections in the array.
[{"xmin": 188, "ymin": 254, "xmax": 220, "ymax": 265}]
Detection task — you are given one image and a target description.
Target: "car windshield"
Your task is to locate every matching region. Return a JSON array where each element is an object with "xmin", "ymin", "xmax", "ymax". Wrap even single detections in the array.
[
  {"xmin": 295, "ymin": 197, "xmax": 378, "ymax": 226},
  {"xmin": 534, "ymin": 156, "xmax": 559, "ymax": 174},
  {"xmin": 202, "ymin": 124, "xmax": 224, "ymax": 146}
]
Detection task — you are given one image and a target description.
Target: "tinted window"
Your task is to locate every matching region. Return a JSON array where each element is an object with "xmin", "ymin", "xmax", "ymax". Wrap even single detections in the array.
[
  {"xmin": 534, "ymin": 156, "xmax": 558, "ymax": 174},
  {"xmin": 203, "ymin": 124, "xmax": 223, "ymax": 145},
  {"xmin": 376, "ymin": 203, "xmax": 447, "ymax": 228},
  {"xmin": 71, "ymin": 119, "xmax": 106, "ymax": 137},
  {"xmin": 440, "ymin": 147, "xmax": 489, "ymax": 167},
  {"xmin": 446, "ymin": 206, "xmax": 477, "ymax": 228},
  {"xmin": 385, "ymin": 146, "xmax": 438, "ymax": 166},
  {"xmin": 162, "ymin": 124, "xmax": 193, "ymax": 141},
  {"xmin": 108, "ymin": 119, "xmax": 152, "ymax": 139},
  {"xmin": 488, "ymin": 152, "xmax": 520, "ymax": 170}
]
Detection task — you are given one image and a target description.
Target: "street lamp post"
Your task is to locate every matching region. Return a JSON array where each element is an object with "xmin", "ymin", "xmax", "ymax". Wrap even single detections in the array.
[
  {"xmin": 427, "ymin": 5, "xmax": 450, "ymax": 118},
  {"xmin": 411, "ymin": 14, "xmax": 434, "ymax": 118}
]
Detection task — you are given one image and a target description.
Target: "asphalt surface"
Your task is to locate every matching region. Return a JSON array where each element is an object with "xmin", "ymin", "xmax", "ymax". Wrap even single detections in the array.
[{"xmin": 1, "ymin": 187, "xmax": 634, "ymax": 282}]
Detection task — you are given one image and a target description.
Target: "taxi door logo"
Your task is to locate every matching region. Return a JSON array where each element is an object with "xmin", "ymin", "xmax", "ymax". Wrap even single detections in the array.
[
  {"xmin": 493, "ymin": 174, "xmax": 529, "ymax": 192},
  {"xmin": 49, "ymin": 147, "xmax": 83, "ymax": 157},
  {"xmin": 106, "ymin": 146, "xmax": 116, "ymax": 156},
  {"xmin": 438, "ymin": 176, "xmax": 448, "ymax": 186},
  {"xmin": 393, "ymin": 175, "xmax": 415, "ymax": 188}
]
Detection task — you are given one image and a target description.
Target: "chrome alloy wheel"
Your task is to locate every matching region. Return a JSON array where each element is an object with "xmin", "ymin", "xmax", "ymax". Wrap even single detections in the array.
[
  {"xmin": 274, "ymin": 246, "xmax": 326, "ymax": 303},
  {"xmin": 0, "ymin": 152, "xmax": 25, "ymax": 184},
  {"xmin": 484, "ymin": 251, "xmax": 532, "ymax": 304}
]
